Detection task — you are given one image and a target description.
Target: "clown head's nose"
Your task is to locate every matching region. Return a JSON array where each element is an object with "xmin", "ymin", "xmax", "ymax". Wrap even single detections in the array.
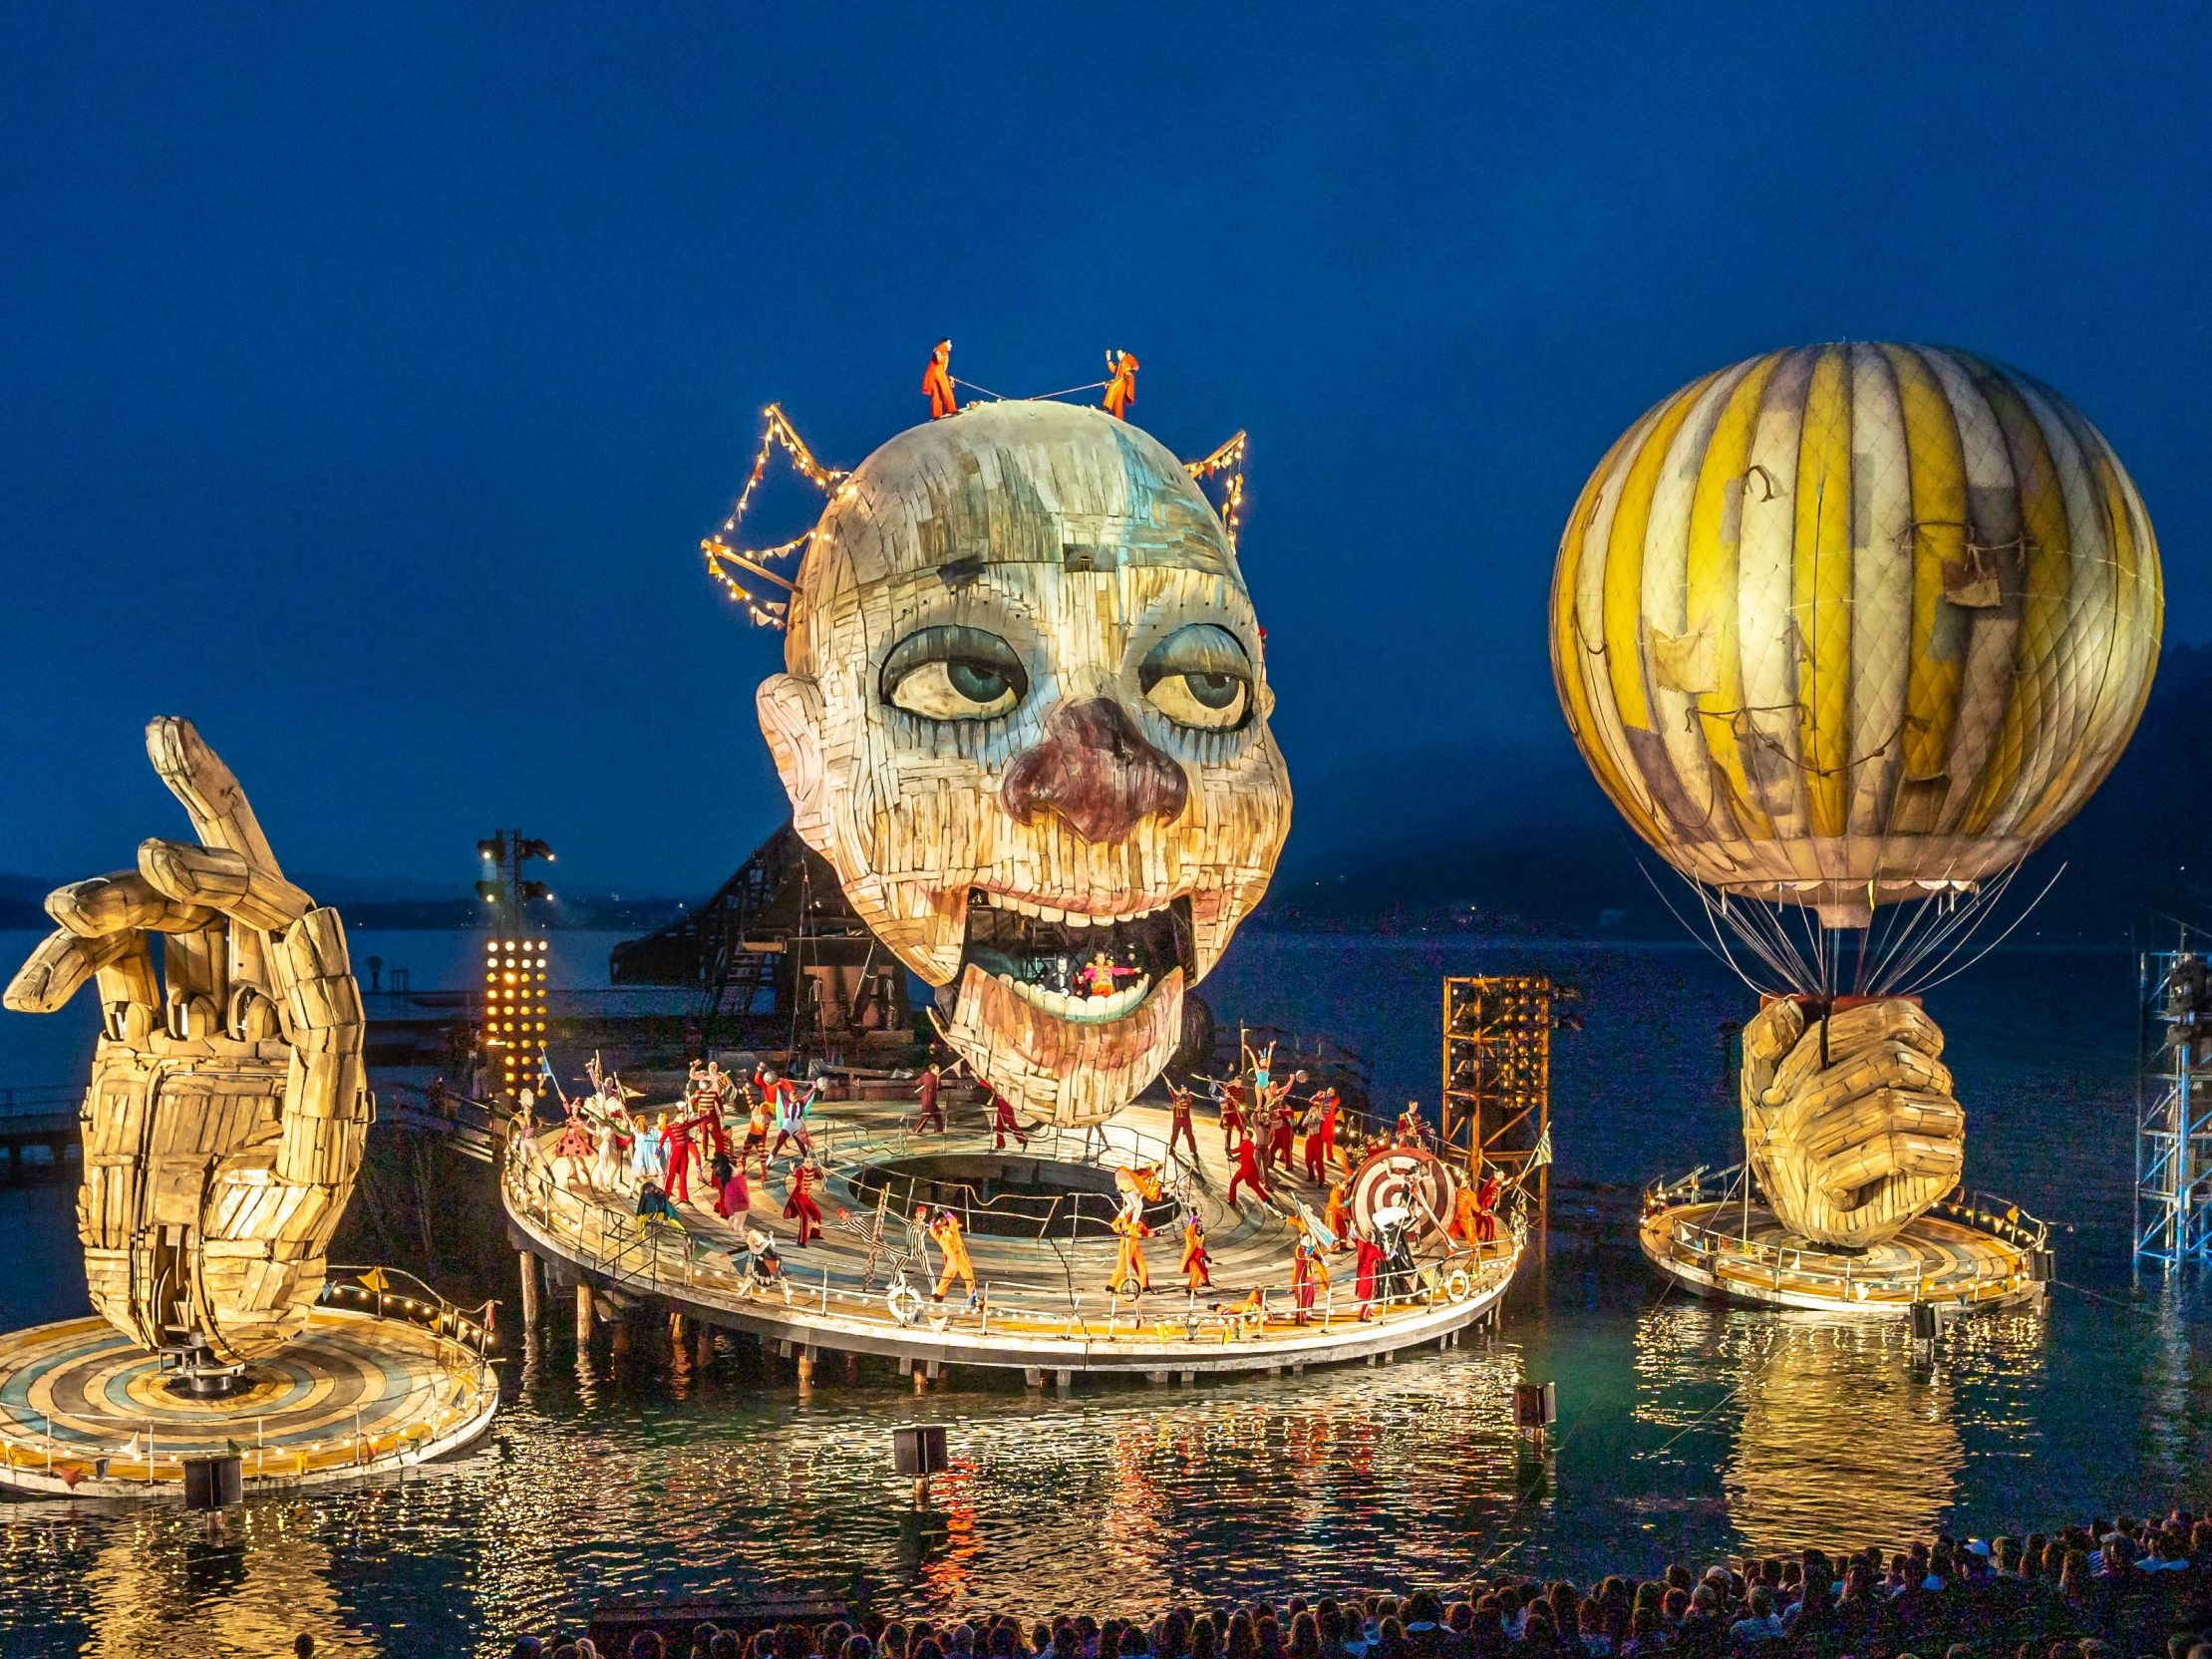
[{"xmin": 1001, "ymin": 697, "xmax": 1189, "ymax": 843}]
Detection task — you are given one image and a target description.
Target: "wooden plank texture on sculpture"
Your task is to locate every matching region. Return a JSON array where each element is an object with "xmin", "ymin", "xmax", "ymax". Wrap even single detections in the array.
[
  {"xmin": 1, "ymin": 720, "xmax": 372, "ymax": 1364},
  {"xmin": 757, "ymin": 401, "xmax": 1292, "ymax": 1128}
]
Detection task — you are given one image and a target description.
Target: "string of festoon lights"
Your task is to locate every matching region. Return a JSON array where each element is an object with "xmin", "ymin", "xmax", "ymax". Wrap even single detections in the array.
[
  {"xmin": 701, "ymin": 401, "xmax": 1250, "ymax": 629},
  {"xmin": 700, "ymin": 403, "xmax": 847, "ymax": 627},
  {"xmin": 1184, "ymin": 429, "xmax": 1249, "ymax": 553}
]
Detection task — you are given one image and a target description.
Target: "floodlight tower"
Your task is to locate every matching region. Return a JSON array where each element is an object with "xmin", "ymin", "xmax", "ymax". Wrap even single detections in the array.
[
  {"xmin": 474, "ymin": 831, "xmax": 555, "ymax": 1102},
  {"xmin": 2137, "ymin": 938, "xmax": 2212, "ymax": 1270}
]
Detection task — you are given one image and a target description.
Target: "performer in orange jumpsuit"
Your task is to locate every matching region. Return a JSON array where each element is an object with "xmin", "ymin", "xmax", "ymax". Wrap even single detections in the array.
[
  {"xmin": 923, "ymin": 339, "xmax": 957, "ymax": 419},
  {"xmin": 1291, "ymin": 1234, "xmax": 1330, "ymax": 1325},
  {"xmin": 1448, "ymin": 1182, "xmax": 1485, "ymax": 1247},
  {"xmin": 1109, "ymin": 1209, "xmax": 1151, "ymax": 1295},
  {"xmin": 1103, "ymin": 349, "xmax": 1138, "ymax": 419},
  {"xmin": 1179, "ymin": 1209, "xmax": 1212, "ymax": 1290},
  {"xmin": 926, "ymin": 1207, "xmax": 975, "ymax": 1302},
  {"xmin": 913, "ymin": 1063, "xmax": 945, "ymax": 1134},
  {"xmin": 990, "ymin": 1091, "xmax": 1029, "ymax": 1151},
  {"xmin": 1166, "ymin": 1083, "xmax": 1200, "ymax": 1167},
  {"xmin": 783, "ymin": 1155, "xmax": 824, "ymax": 1246},
  {"xmin": 1226, "ymin": 1130, "xmax": 1270, "ymax": 1207},
  {"xmin": 1323, "ymin": 1178, "xmax": 1351, "ymax": 1248},
  {"xmin": 1303, "ymin": 1087, "xmax": 1341, "ymax": 1181}
]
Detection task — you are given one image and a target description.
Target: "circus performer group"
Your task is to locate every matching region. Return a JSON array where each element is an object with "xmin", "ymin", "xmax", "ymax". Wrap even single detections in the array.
[
  {"xmin": 538, "ymin": 1052, "xmax": 832, "ymax": 1248},
  {"xmin": 527, "ymin": 1033, "xmax": 1516, "ymax": 1333}
]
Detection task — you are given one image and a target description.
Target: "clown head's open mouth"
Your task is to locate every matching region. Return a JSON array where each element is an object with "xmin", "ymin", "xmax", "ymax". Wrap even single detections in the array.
[{"xmin": 962, "ymin": 891, "xmax": 1196, "ymax": 1025}]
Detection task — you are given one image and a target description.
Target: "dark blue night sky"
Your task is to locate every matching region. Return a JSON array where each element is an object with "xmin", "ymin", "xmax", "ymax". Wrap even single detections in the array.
[{"xmin": 4, "ymin": 5, "xmax": 2205, "ymax": 899}]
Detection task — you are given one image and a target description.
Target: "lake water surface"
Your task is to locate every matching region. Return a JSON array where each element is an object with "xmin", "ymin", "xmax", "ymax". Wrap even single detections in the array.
[{"xmin": 0, "ymin": 929, "xmax": 2206, "ymax": 1658}]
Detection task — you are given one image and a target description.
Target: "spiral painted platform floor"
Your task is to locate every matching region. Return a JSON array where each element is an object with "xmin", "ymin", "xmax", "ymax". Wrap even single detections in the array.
[
  {"xmin": 0, "ymin": 1307, "xmax": 499, "ymax": 1498},
  {"xmin": 1640, "ymin": 1196, "xmax": 2047, "ymax": 1314}
]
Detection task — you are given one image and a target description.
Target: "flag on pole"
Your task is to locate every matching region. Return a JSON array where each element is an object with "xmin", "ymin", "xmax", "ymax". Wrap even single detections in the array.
[{"xmin": 1527, "ymin": 1128, "xmax": 1554, "ymax": 1172}]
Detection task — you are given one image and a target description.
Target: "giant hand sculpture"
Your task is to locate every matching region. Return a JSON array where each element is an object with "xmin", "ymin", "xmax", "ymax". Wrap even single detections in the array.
[
  {"xmin": 2, "ymin": 720, "xmax": 368, "ymax": 1363},
  {"xmin": 1739, "ymin": 997, "xmax": 1964, "ymax": 1249}
]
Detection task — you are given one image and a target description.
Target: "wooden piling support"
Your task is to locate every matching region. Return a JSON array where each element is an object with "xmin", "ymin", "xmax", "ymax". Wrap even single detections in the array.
[
  {"xmin": 517, "ymin": 1252, "xmax": 539, "ymax": 1327},
  {"xmin": 574, "ymin": 1282, "xmax": 593, "ymax": 1347}
]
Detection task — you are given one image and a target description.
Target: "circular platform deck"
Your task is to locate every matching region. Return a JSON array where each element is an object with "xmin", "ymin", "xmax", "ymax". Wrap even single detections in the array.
[
  {"xmin": 0, "ymin": 1302, "xmax": 500, "ymax": 1498},
  {"xmin": 1639, "ymin": 1177, "xmax": 2050, "ymax": 1315},
  {"xmin": 504, "ymin": 1096, "xmax": 1524, "ymax": 1378}
]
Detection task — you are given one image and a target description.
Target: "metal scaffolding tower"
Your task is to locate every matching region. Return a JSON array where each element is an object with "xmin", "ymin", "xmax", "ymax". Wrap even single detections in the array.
[
  {"xmin": 2136, "ymin": 945, "xmax": 2212, "ymax": 1269},
  {"xmin": 1441, "ymin": 975, "xmax": 1555, "ymax": 1206}
]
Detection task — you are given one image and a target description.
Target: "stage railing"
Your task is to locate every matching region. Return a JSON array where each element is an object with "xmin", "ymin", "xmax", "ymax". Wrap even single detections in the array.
[
  {"xmin": 0, "ymin": 1266, "xmax": 497, "ymax": 1486},
  {"xmin": 1640, "ymin": 1163, "xmax": 2048, "ymax": 1304},
  {"xmin": 503, "ymin": 1122, "xmax": 1524, "ymax": 1348}
]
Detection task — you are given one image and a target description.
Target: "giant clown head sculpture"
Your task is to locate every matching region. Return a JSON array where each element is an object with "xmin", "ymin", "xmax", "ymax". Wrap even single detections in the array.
[{"xmin": 755, "ymin": 401, "xmax": 1292, "ymax": 1126}]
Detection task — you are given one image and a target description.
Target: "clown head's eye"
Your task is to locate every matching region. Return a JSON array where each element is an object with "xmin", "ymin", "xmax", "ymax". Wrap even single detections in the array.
[
  {"xmin": 1140, "ymin": 624, "xmax": 1253, "ymax": 732},
  {"xmin": 880, "ymin": 625, "xmax": 1028, "ymax": 721}
]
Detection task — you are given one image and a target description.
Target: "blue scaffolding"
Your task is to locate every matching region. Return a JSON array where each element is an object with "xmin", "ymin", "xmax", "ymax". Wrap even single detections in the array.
[{"xmin": 2136, "ymin": 945, "xmax": 2212, "ymax": 1269}]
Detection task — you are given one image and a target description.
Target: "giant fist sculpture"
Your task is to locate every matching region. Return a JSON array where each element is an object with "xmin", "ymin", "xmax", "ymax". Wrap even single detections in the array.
[
  {"xmin": 1739, "ymin": 997, "xmax": 1964, "ymax": 1249},
  {"xmin": 3, "ymin": 720, "xmax": 368, "ymax": 1363},
  {"xmin": 758, "ymin": 401, "xmax": 1292, "ymax": 1127}
]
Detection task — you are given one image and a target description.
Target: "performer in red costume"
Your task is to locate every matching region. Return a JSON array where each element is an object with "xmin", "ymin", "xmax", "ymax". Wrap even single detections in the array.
[
  {"xmin": 1226, "ymin": 1130, "xmax": 1270, "ymax": 1208},
  {"xmin": 665, "ymin": 1113, "xmax": 697, "ymax": 1205},
  {"xmin": 784, "ymin": 1155, "xmax": 824, "ymax": 1246},
  {"xmin": 913, "ymin": 1062, "xmax": 946, "ymax": 1135},
  {"xmin": 990, "ymin": 1091, "xmax": 1029, "ymax": 1151},
  {"xmin": 1217, "ymin": 1079, "xmax": 1248, "ymax": 1156},
  {"xmin": 1304, "ymin": 1086, "xmax": 1341, "ymax": 1182},
  {"xmin": 923, "ymin": 339, "xmax": 958, "ymax": 419},
  {"xmin": 1166, "ymin": 1083, "xmax": 1200, "ymax": 1167},
  {"xmin": 1354, "ymin": 1231, "xmax": 1386, "ymax": 1321}
]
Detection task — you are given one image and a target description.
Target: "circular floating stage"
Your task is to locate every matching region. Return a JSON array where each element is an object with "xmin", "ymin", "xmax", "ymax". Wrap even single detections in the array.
[
  {"xmin": 505, "ymin": 1097, "xmax": 1525, "ymax": 1380},
  {"xmin": 1639, "ymin": 1175, "xmax": 2050, "ymax": 1315},
  {"xmin": 0, "ymin": 1305, "xmax": 500, "ymax": 1499}
]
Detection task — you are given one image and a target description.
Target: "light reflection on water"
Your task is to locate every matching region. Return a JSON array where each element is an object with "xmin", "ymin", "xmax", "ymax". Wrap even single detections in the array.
[{"xmin": 4, "ymin": 942, "xmax": 2212, "ymax": 1655}]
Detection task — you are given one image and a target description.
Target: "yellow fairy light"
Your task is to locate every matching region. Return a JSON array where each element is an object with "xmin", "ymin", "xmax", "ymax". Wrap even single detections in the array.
[{"xmin": 702, "ymin": 394, "xmax": 1252, "ymax": 625}]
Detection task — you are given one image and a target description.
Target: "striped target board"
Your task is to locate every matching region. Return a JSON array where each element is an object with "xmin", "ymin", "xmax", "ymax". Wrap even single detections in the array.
[
  {"xmin": 1347, "ymin": 1148, "xmax": 1458, "ymax": 1239},
  {"xmin": 0, "ymin": 1309, "xmax": 497, "ymax": 1497}
]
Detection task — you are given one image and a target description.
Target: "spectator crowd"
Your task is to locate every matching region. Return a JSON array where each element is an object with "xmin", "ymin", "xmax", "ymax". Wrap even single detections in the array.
[{"xmin": 485, "ymin": 1508, "xmax": 2212, "ymax": 1659}]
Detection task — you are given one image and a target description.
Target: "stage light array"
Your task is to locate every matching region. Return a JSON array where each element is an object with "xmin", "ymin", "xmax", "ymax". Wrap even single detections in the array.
[{"xmin": 485, "ymin": 937, "xmax": 549, "ymax": 1096}]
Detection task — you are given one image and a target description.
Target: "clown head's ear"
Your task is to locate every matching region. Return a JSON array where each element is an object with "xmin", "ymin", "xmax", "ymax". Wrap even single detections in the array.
[{"xmin": 757, "ymin": 673, "xmax": 833, "ymax": 855}]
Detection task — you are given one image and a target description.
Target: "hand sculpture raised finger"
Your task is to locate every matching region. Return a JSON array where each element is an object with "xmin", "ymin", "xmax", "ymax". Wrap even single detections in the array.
[{"xmin": 1, "ymin": 718, "xmax": 368, "ymax": 1363}]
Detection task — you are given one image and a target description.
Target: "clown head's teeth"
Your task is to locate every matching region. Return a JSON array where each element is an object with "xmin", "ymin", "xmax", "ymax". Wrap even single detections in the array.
[
  {"xmin": 961, "ymin": 891, "xmax": 1195, "ymax": 1024},
  {"xmin": 1004, "ymin": 972, "xmax": 1155, "ymax": 1024}
]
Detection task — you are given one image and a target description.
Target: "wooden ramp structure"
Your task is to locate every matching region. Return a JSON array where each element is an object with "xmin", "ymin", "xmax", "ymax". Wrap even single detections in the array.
[{"xmin": 609, "ymin": 823, "xmax": 913, "ymax": 1047}]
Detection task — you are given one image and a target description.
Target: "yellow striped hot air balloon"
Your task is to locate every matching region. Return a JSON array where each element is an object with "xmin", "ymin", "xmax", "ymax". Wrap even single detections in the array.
[{"xmin": 1551, "ymin": 343, "xmax": 2162, "ymax": 941}]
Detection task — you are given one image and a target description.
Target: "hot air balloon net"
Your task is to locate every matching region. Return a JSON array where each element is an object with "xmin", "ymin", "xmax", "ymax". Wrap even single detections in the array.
[{"xmin": 1651, "ymin": 860, "xmax": 2066, "ymax": 1001}]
